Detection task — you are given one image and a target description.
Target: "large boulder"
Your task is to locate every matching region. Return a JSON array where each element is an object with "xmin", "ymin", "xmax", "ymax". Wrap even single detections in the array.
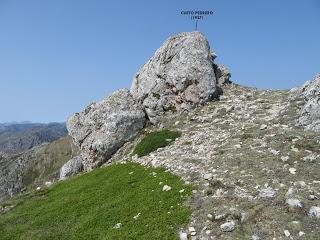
[
  {"xmin": 59, "ymin": 156, "xmax": 83, "ymax": 180},
  {"xmin": 67, "ymin": 89, "xmax": 146, "ymax": 170},
  {"xmin": 130, "ymin": 31, "xmax": 222, "ymax": 123},
  {"xmin": 298, "ymin": 74, "xmax": 320, "ymax": 132}
]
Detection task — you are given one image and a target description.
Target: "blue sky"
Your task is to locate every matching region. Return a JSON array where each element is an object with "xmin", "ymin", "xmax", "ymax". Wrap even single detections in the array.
[{"xmin": 0, "ymin": 0, "xmax": 319, "ymax": 123}]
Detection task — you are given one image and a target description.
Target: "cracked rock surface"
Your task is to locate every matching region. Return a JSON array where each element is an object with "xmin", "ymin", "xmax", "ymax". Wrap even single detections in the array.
[
  {"xmin": 67, "ymin": 89, "xmax": 145, "ymax": 170},
  {"xmin": 297, "ymin": 74, "xmax": 320, "ymax": 132},
  {"xmin": 131, "ymin": 31, "xmax": 227, "ymax": 124}
]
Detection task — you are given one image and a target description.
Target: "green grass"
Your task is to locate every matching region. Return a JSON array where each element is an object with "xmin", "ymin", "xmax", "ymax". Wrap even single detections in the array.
[
  {"xmin": 0, "ymin": 163, "xmax": 192, "ymax": 240},
  {"xmin": 133, "ymin": 130, "xmax": 182, "ymax": 157}
]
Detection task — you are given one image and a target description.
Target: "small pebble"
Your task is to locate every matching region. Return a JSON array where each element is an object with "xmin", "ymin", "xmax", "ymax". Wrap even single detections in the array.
[
  {"xmin": 162, "ymin": 185, "xmax": 172, "ymax": 192},
  {"xmin": 284, "ymin": 230, "xmax": 290, "ymax": 237}
]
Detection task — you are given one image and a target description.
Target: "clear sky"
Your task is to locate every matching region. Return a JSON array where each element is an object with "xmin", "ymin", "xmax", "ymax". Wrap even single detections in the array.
[{"xmin": 0, "ymin": 0, "xmax": 319, "ymax": 123}]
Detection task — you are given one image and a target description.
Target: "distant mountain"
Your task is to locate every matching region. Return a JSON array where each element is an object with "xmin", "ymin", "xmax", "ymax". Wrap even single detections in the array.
[
  {"xmin": 0, "ymin": 122, "xmax": 68, "ymax": 155},
  {"xmin": 0, "ymin": 136, "xmax": 79, "ymax": 202}
]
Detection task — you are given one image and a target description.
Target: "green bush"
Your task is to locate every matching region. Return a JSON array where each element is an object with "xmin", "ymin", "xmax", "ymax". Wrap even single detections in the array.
[
  {"xmin": 133, "ymin": 129, "xmax": 182, "ymax": 157},
  {"xmin": 0, "ymin": 163, "xmax": 192, "ymax": 240}
]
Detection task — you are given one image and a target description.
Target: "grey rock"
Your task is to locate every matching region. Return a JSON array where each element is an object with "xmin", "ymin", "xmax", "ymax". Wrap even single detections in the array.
[
  {"xmin": 298, "ymin": 74, "xmax": 320, "ymax": 132},
  {"xmin": 258, "ymin": 187, "xmax": 276, "ymax": 198},
  {"xmin": 308, "ymin": 206, "xmax": 320, "ymax": 218},
  {"xmin": 251, "ymin": 234, "xmax": 262, "ymax": 240},
  {"xmin": 220, "ymin": 221, "xmax": 236, "ymax": 232},
  {"xmin": 285, "ymin": 198, "xmax": 303, "ymax": 208},
  {"xmin": 214, "ymin": 64, "xmax": 232, "ymax": 86},
  {"xmin": 130, "ymin": 31, "xmax": 225, "ymax": 123},
  {"xmin": 59, "ymin": 156, "xmax": 83, "ymax": 180},
  {"xmin": 67, "ymin": 89, "xmax": 145, "ymax": 170}
]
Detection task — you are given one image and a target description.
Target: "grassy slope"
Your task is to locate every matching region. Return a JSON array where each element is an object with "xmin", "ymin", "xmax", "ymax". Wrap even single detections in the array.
[{"xmin": 0, "ymin": 163, "xmax": 192, "ymax": 240}]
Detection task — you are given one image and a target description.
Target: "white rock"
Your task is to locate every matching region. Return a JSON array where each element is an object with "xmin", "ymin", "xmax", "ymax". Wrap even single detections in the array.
[
  {"xmin": 45, "ymin": 181, "xmax": 52, "ymax": 187},
  {"xmin": 207, "ymin": 213, "xmax": 213, "ymax": 219},
  {"xmin": 281, "ymin": 156, "xmax": 289, "ymax": 162},
  {"xmin": 162, "ymin": 185, "xmax": 172, "ymax": 192},
  {"xmin": 258, "ymin": 187, "xmax": 276, "ymax": 198},
  {"xmin": 113, "ymin": 223, "xmax": 122, "ymax": 229},
  {"xmin": 286, "ymin": 198, "xmax": 303, "ymax": 208},
  {"xmin": 204, "ymin": 173, "xmax": 213, "ymax": 180},
  {"xmin": 289, "ymin": 168, "xmax": 296, "ymax": 174},
  {"xmin": 220, "ymin": 221, "xmax": 236, "ymax": 232},
  {"xmin": 252, "ymin": 235, "xmax": 261, "ymax": 240},
  {"xmin": 260, "ymin": 124, "xmax": 267, "ymax": 130},
  {"xmin": 299, "ymin": 231, "xmax": 305, "ymax": 237},
  {"xmin": 286, "ymin": 187, "xmax": 294, "ymax": 196},
  {"xmin": 133, "ymin": 213, "xmax": 141, "ymax": 220},
  {"xmin": 308, "ymin": 206, "xmax": 320, "ymax": 218},
  {"xmin": 284, "ymin": 229, "xmax": 290, "ymax": 237},
  {"xmin": 36, "ymin": 187, "xmax": 41, "ymax": 191},
  {"xmin": 179, "ymin": 231, "xmax": 188, "ymax": 240}
]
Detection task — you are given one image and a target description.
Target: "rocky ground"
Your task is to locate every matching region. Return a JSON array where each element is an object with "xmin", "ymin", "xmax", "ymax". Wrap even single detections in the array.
[{"xmin": 109, "ymin": 83, "xmax": 320, "ymax": 239}]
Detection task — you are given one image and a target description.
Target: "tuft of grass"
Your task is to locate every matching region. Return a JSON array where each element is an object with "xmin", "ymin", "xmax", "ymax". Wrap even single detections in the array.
[
  {"xmin": 166, "ymin": 105, "xmax": 177, "ymax": 113},
  {"xmin": 133, "ymin": 129, "xmax": 182, "ymax": 157},
  {"xmin": 152, "ymin": 92, "xmax": 161, "ymax": 99},
  {"xmin": 0, "ymin": 163, "xmax": 192, "ymax": 240}
]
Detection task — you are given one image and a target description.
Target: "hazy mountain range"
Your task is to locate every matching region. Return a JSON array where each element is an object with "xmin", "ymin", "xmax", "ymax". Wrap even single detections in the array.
[{"xmin": 0, "ymin": 122, "xmax": 68, "ymax": 156}]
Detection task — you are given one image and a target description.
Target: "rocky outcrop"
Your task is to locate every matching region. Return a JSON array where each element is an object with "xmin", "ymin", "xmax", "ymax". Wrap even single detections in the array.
[
  {"xmin": 59, "ymin": 156, "xmax": 83, "ymax": 180},
  {"xmin": 214, "ymin": 64, "xmax": 232, "ymax": 86},
  {"xmin": 67, "ymin": 31, "xmax": 231, "ymax": 171},
  {"xmin": 131, "ymin": 31, "xmax": 229, "ymax": 123},
  {"xmin": 298, "ymin": 74, "xmax": 320, "ymax": 132},
  {"xmin": 67, "ymin": 89, "xmax": 145, "ymax": 170}
]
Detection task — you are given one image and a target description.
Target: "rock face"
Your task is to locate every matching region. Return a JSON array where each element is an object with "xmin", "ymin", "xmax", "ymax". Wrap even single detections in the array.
[
  {"xmin": 59, "ymin": 156, "xmax": 83, "ymax": 180},
  {"xmin": 298, "ymin": 74, "xmax": 320, "ymax": 132},
  {"xmin": 131, "ymin": 31, "xmax": 228, "ymax": 123},
  {"xmin": 67, "ymin": 89, "xmax": 145, "ymax": 170},
  {"xmin": 214, "ymin": 64, "xmax": 231, "ymax": 86}
]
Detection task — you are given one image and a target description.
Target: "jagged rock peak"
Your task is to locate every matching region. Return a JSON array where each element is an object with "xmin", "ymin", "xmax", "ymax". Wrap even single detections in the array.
[{"xmin": 130, "ymin": 31, "xmax": 231, "ymax": 123}]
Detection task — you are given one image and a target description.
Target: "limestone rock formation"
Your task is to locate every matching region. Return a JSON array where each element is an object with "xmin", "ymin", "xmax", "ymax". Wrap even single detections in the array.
[
  {"xmin": 131, "ymin": 31, "xmax": 228, "ymax": 123},
  {"xmin": 59, "ymin": 156, "xmax": 83, "ymax": 180},
  {"xmin": 298, "ymin": 74, "xmax": 320, "ymax": 132},
  {"xmin": 214, "ymin": 64, "xmax": 232, "ymax": 86},
  {"xmin": 67, "ymin": 89, "xmax": 145, "ymax": 170}
]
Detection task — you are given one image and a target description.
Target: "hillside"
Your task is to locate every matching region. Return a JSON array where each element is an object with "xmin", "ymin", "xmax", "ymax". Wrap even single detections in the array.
[
  {"xmin": 0, "ymin": 31, "xmax": 319, "ymax": 240},
  {"xmin": 0, "ymin": 136, "xmax": 78, "ymax": 202},
  {"xmin": 0, "ymin": 122, "xmax": 68, "ymax": 156},
  {"xmin": 0, "ymin": 163, "xmax": 192, "ymax": 240}
]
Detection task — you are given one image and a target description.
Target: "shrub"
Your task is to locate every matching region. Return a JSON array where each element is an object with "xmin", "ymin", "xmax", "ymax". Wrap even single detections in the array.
[{"xmin": 133, "ymin": 129, "xmax": 181, "ymax": 157}]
